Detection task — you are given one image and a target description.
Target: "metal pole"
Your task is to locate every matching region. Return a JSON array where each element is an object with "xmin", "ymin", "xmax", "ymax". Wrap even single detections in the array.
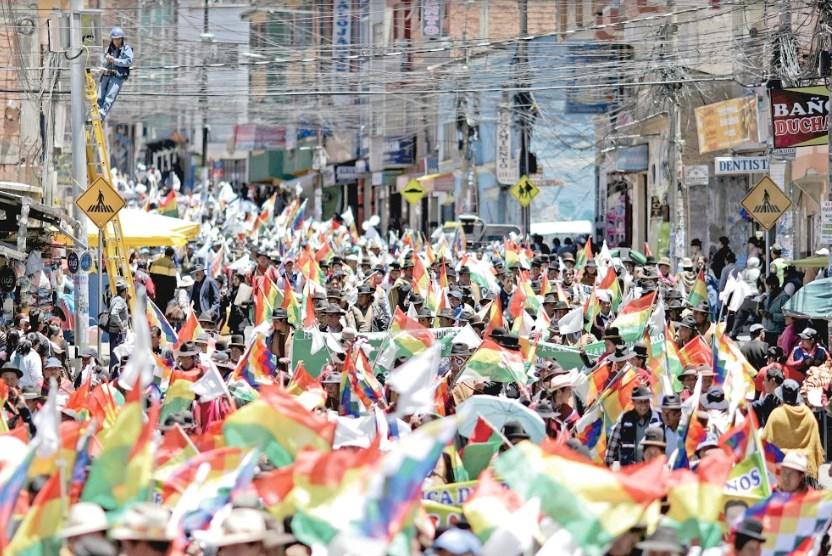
[
  {"xmin": 70, "ymin": 0, "xmax": 89, "ymax": 354},
  {"xmin": 314, "ymin": 125, "xmax": 323, "ymax": 220},
  {"xmin": 201, "ymin": 0, "xmax": 209, "ymax": 191},
  {"xmin": 517, "ymin": 0, "xmax": 530, "ymax": 235},
  {"xmin": 665, "ymin": 0, "xmax": 681, "ymax": 266},
  {"xmin": 312, "ymin": 0, "xmax": 323, "ymax": 221},
  {"xmin": 97, "ymin": 230, "xmax": 103, "ymax": 358}
]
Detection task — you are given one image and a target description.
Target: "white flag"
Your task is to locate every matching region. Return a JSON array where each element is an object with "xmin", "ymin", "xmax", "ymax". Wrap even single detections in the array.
[
  {"xmin": 192, "ymin": 360, "xmax": 230, "ymax": 402},
  {"xmin": 407, "ymin": 303, "xmax": 418, "ymax": 319},
  {"xmin": 33, "ymin": 379, "xmax": 60, "ymax": 458},
  {"xmin": 649, "ymin": 298, "xmax": 666, "ymax": 335},
  {"xmin": 483, "ymin": 497, "xmax": 541, "ymax": 556},
  {"xmin": 387, "ymin": 344, "xmax": 441, "ymax": 418},
  {"xmin": 719, "ymin": 273, "xmax": 738, "ymax": 304},
  {"xmin": 729, "ymin": 279, "xmax": 753, "ymax": 313},
  {"xmin": 453, "ymin": 324, "xmax": 483, "ymax": 351},
  {"xmin": 118, "ymin": 296, "xmax": 155, "ymax": 391},
  {"xmin": 557, "ymin": 306, "xmax": 584, "ymax": 335}
]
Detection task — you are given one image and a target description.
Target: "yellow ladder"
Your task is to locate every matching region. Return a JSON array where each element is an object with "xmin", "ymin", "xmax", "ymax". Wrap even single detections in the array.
[{"xmin": 83, "ymin": 69, "xmax": 135, "ymax": 302}]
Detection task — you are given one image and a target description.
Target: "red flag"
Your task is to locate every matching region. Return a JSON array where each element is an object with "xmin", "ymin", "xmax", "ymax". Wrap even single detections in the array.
[
  {"xmin": 483, "ymin": 297, "xmax": 503, "ymax": 338},
  {"xmin": 175, "ymin": 309, "xmax": 200, "ymax": 349}
]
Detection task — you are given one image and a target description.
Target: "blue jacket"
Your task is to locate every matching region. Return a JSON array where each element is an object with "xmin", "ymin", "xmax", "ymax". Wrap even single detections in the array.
[{"xmin": 103, "ymin": 41, "xmax": 133, "ymax": 78}]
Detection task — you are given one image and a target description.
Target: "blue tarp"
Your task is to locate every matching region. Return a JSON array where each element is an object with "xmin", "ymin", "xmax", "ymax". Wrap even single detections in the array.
[{"xmin": 783, "ymin": 278, "xmax": 832, "ymax": 320}]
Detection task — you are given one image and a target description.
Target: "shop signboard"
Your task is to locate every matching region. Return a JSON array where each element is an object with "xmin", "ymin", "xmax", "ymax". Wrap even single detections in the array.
[
  {"xmin": 769, "ymin": 86, "xmax": 829, "ymax": 149},
  {"xmin": 695, "ymin": 96, "xmax": 759, "ymax": 154},
  {"xmin": 615, "ymin": 144, "xmax": 648, "ymax": 172},
  {"xmin": 714, "ymin": 156, "xmax": 769, "ymax": 175}
]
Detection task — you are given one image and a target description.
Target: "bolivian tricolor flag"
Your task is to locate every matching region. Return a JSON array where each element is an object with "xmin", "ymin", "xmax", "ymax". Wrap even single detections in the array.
[
  {"xmin": 223, "ymin": 385, "xmax": 335, "ymax": 467},
  {"xmin": 5, "ymin": 473, "xmax": 63, "ymax": 556},
  {"xmin": 159, "ymin": 189, "xmax": 178, "ymax": 217},
  {"xmin": 81, "ymin": 400, "xmax": 158, "ymax": 511},
  {"xmin": 687, "ymin": 270, "xmax": 708, "ymax": 308}
]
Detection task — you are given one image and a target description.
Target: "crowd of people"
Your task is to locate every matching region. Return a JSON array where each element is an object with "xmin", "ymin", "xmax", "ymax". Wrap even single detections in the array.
[{"xmin": 1, "ymin": 179, "xmax": 832, "ymax": 556}]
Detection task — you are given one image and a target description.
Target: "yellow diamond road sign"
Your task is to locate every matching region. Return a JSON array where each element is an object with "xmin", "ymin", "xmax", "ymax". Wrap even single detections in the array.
[
  {"xmin": 510, "ymin": 175, "xmax": 539, "ymax": 208},
  {"xmin": 740, "ymin": 176, "xmax": 791, "ymax": 230},
  {"xmin": 76, "ymin": 176, "xmax": 125, "ymax": 229},
  {"xmin": 403, "ymin": 179, "xmax": 426, "ymax": 205}
]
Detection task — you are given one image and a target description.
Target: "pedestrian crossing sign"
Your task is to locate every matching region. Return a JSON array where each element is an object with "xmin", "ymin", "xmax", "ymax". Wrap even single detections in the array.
[
  {"xmin": 510, "ymin": 175, "xmax": 539, "ymax": 208},
  {"xmin": 741, "ymin": 176, "xmax": 791, "ymax": 230},
  {"xmin": 403, "ymin": 179, "xmax": 427, "ymax": 204},
  {"xmin": 76, "ymin": 175, "xmax": 125, "ymax": 229}
]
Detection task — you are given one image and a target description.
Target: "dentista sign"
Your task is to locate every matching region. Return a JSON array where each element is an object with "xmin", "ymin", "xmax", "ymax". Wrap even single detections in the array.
[
  {"xmin": 714, "ymin": 156, "xmax": 769, "ymax": 175},
  {"xmin": 769, "ymin": 86, "xmax": 829, "ymax": 149}
]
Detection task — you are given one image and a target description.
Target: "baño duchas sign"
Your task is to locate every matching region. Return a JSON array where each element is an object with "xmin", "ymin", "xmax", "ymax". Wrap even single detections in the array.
[{"xmin": 769, "ymin": 86, "xmax": 829, "ymax": 149}]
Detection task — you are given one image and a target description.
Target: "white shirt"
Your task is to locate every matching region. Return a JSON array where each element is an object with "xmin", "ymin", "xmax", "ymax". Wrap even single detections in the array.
[{"xmin": 19, "ymin": 350, "xmax": 43, "ymax": 390}]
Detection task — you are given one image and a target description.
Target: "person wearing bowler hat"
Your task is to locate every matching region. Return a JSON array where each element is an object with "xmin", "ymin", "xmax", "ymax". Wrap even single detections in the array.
[
  {"xmin": 353, "ymin": 284, "xmax": 379, "ymax": 332},
  {"xmin": 659, "ymin": 394, "xmax": 683, "ymax": 457},
  {"xmin": 599, "ymin": 327, "xmax": 624, "ymax": 363},
  {"xmin": 639, "ymin": 427, "xmax": 667, "ymax": 462},
  {"xmin": 605, "ymin": 385, "xmax": 662, "ymax": 466},
  {"xmin": 690, "ymin": 301, "xmax": 714, "ymax": 341},
  {"xmin": 500, "ymin": 420, "xmax": 530, "ymax": 450},
  {"xmin": 675, "ymin": 315, "xmax": 699, "ymax": 349},
  {"xmin": 190, "ymin": 264, "xmax": 221, "ymax": 323},
  {"xmin": 608, "ymin": 346, "xmax": 635, "ymax": 373},
  {"xmin": 268, "ymin": 307, "xmax": 294, "ymax": 364},
  {"xmin": 416, "ymin": 307, "xmax": 434, "ymax": 328},
  {"xmin": 628, "ymin": 340, "xmax": 649, "ymax": 371},
  {"xmin": 228, "ymin": 334, "xmax": 246, "ymax": 365},
  {"xmin": 732, "ymin": 518, "xmax": 766, "ymax": 556},
  {"xmin": 437, "ymin": 308, "xmax": 457, "ymax": 328}
]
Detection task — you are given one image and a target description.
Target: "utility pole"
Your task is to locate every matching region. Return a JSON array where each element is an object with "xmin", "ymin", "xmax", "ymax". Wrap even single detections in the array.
[
  {"xmin": 201, "ymin": 0, "xmax": 209, "ymax": 190},
  {"xmin": 70, "ymin": 0, "xmax": 89, "ymax": 353},
  {"xmin": 663, "ymin": 0, "xmax": 682, "ymax": 265},
  {"xmin": 516, "ymin": 0, "xmax": 530, "ymax": 236},
  {"xmin": 312, "ymin": 0, "xmax": 324, "ymax": 220}
]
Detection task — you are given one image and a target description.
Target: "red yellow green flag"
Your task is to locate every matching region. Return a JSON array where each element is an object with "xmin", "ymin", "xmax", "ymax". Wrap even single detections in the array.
[
  {"xmin": 687, "ymin": 270, "xmax": 708, "ymax": 308},
  {"xmin": 223, "ymin": 385, "xmax": 336, "ymax": 467},
  {"xmin": 81, "ymin": 401, "xmax": 158, "ymax": 511},
  {"xmin": 5, "ymin": 473, "xmax": 63, "ymax": 556}
]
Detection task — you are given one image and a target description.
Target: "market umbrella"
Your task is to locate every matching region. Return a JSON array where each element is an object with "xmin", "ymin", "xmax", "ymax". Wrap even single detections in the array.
[
  {"xmin": 782, "ymin": 277, "xmax": 832, "ymax": 319},
  {"xmin": 785, "ymin": 255, "xmax": 828, "ymax": 268},
  {"xmin": 456, "ymin": 395, "xmax": 546, "ymax": 443},
  {"xmin": 72, "ymin": 209, "xmax": 201, "ymax": 248}
]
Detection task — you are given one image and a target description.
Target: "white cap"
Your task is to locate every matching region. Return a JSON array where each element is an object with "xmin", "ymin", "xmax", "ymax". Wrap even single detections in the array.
[
  {"xmin": 780, "ymin": 451, "xmax": 808, "ymax": 474},
  {"xmin": 61, "ymin": 502, "xmax": 109, "ymax": 539}
]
